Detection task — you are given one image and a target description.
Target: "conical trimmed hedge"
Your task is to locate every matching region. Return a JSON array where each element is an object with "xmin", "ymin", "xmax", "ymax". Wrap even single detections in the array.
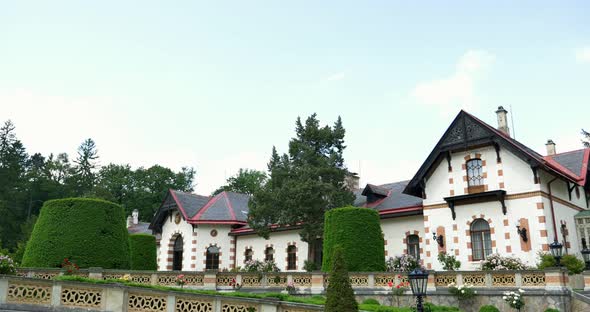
[
  {"xmin": 22, "ymin": 198, "xmax": 130, "ymax": 269},
  {"xmin": 325, "ymin": 247, "xmax": 358, "ymax": 312}
]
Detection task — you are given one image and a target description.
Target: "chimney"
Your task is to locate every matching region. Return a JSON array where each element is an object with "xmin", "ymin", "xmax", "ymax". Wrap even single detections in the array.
[
  {"xmin": 546, "ymin": 139, "xmax": 556, "ymax": 156},
  {"xmin": 495, "ymin": 106, "xmax": 510, "ymax": 136},
  {"xmin": 132, "ymin": 209, "xmax": 139, "ymax": 225},
  {"xmin": 345, "ymin": 172, "xmax": 360, "ymax": 191}
]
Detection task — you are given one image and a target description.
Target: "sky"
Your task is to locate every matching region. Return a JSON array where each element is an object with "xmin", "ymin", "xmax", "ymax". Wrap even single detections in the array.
[{"xmin": 1, "ymin": 1, "xmax": 589, "ymax": 194}]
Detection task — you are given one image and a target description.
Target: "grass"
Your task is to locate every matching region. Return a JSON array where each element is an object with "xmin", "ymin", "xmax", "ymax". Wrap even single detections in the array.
[{"xmin": 55, "ymin": 276, "xmax": 461, "ymax": 311}]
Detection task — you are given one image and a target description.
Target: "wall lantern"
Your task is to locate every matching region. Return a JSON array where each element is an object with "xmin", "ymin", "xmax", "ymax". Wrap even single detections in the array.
[
  {"xmin": 515, "ymin": 221, "xmax": 528, "ymax": 242},
  {"xmin": 549, "ymin": 240, "xmax": 563, "ymax": 266},
  {"xmin": 432, "ymin": 232, "xmax": 444, "ymax": 248},
  {"xmin": 582, "ymin": 238, "xmax": 590, "ymax": 270},
  {"xmin": 408, "ymin": 268, "xmax": 429, "ymax": 312}
]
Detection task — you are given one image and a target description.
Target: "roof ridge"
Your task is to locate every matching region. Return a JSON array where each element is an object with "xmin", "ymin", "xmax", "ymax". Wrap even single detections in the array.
[{"xmin": 546, "ymin": 148, "xmax": 589, "ymax": 157}]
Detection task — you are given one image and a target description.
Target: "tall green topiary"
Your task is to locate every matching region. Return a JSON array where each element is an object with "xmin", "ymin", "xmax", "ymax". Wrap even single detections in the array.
[
  {"xmin": 325, "ymin": 247, "xmax": 358, "ymax": 312},
  {"xmin": 129, "ymin": 234, "xmax": 157, "ymax": 270},
  {"xmin": 22, "ymin": 198, "xmax": 130, "ymax": 269},
  {"xmin": 322, "ymin": 206, "xmax": 385, "ymax": 272}
]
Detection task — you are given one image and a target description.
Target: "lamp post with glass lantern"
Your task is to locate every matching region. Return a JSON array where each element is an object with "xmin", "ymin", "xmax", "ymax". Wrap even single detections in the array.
[{"xmin": 408, "ymin": 268, "xmax": 429, "ymax": 312}]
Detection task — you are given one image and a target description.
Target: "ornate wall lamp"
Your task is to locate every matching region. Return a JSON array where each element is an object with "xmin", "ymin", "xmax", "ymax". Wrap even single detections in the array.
[
  {"xmin": 432, "ymin": 232, "xmax": 444, "ymax": 248},
  {"xmin": 515, "ymin": 221, "xmax": 528, "ymax": 242}
]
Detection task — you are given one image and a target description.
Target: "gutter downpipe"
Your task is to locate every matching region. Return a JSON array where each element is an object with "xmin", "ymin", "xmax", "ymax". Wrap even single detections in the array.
[{"xmin": 547, "ymin": 177, "xmax": 559, "ymax": 242}]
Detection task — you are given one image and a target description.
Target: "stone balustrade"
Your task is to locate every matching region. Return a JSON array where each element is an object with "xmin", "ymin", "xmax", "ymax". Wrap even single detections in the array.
[
  {"xmin": 14, "ymin": 267, "xmax": 570, "ymax": 293},
  {"xmin": 0, "ymin": 275, "xmax": 323, "ymax": 312}
]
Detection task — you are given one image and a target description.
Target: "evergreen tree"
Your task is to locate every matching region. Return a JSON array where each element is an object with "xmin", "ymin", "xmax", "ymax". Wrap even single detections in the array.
[
  {"xmin": 249, "ymin": 114, "xmax": 355, "ymax": 246},
  {"xmin": 212, "ymin": 168, "xmax": 267, "ymax": 195},
  {"xmin": 73, "ymin": 138, "xmax": 99, "ymax": 195},
  {"xmin": 583, "ymin": 129, "xmax": 590, "ymax": 148},
  {"xmin": 325, "ymin": 247, "xmax": 358, "ymax": 312}
]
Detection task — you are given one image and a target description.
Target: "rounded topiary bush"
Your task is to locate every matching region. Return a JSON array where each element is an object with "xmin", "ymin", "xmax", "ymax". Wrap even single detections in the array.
[
  {"xmin": 479, "ymin": 305, "xmax": 500, "ymax": 312},
  {"xmin": 129, "ymin": 234, "xmax": 157, "ymax": 270},
  {"xmin": 322, "ymin": 206, "xmax": 385, "ymax": 272},
  {"xmin": 22, "ymin": 198, "xmax": 130, "ymax": 269}
]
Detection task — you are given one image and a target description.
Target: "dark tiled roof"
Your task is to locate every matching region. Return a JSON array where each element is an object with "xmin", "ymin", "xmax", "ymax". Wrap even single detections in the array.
[
  {"xmin": 189, "ymin": 191, "xmax": 249, "ymax": 223},
  {"xmin": 362, "ymin": 184, "xmax": 390, "ymax": 196},
  {"xmin": 128, "ymin": 222, "xmax": 152, "ymax": 235},
  {"xmin": 575, "ymin": 210, "xmax": 590, "ymax": 217},
  {"xmin": 171, "ymin": 190, "xmax": 210, "ymax": 218},
  {"xmin": 356, "ymin": 180, "xmax": 423, "ymax": 211},
  {"xmin": 545, "ymin": 149, "xmax": 587, "ymax": 178}
]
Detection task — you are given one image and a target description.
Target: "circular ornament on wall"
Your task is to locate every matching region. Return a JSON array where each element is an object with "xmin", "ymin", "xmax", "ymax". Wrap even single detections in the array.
[{"xmin": 210, "ymin": 229, "xmax": 218, "ymax": 237}]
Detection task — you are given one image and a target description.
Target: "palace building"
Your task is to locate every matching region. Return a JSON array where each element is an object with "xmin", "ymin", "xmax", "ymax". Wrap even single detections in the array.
[{"xmin": 149, "ymin": 107, "xmax": 590, "ymax": 272}]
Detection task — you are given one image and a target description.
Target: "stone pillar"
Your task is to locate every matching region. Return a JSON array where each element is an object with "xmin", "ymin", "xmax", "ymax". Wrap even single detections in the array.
[
  {"xmin": 105, "ymin": 287, "xmax": 126, "ymax": 312},
  {"xmin": 584, "ymin": 272, "xmax": 590, "ymax": 291},
  {"xmin": 260, "ymin": 303, "xmax": 278, "ymax": 312},
  {"xmin": 368, "ymin": 273, "xmax": 375, "ymax": 288},
  {"xmin": 166, "ymin": 294, "xmax": 175, "ymax": 312},
  {"xmin": 213, "ymin": 298, "xmax": 222, "ymax": 312},
  {"xmin": 203, "ymin": 272, "xmax": 217, "ymax": 290},
  {"xmin": 151, "ymin": 273, "xmax": 158, "ymax": 286},
  {"xmin": 88, "ymin": 267, "xmax": 103, "ymax": 280},
  {"xmin": 545, "ymin": 269, "xmax": 568, "ymax": 290},
  {"xmin": 51, "ymin": 284, "xmax": 62, "ymax": 307},
  {"xmin": 0, "ymin": 279, "xmax": 8, "ymax": 304},
  {"xmin": 310, "ymin": 273, "xmax": 324, "ymax": 294},
  {"xmin": 427, "ymin": 273, "xmax": 436, "ymax": 291}
]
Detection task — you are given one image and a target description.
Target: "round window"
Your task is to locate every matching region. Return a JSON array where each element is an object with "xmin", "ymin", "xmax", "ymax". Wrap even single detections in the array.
[{"xmin": 210, "ymin": 229, "xmax": 218, "ymax": 237}]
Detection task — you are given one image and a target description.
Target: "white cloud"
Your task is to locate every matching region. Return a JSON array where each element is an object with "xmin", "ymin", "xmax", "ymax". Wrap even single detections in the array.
[
  {"xmin": 575, "ymin": 47, "xmax": 590, "ymax": 63},
  {"xmin": 325, "ymin": 71, "xmax": 346, "ymax": 81},
  {"xmin": 411, "ymin": 50, "xmax": 495, "ymax": 113}
]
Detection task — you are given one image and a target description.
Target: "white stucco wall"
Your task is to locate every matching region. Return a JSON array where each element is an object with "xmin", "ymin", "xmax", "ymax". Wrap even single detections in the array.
[
  {"xmin": 380, "ymin": 216, "xmax": 424, "ymax": 259},
  {"xmin": 157, "ymin": 210, "xmax": 195, "ymax": 271},
  {"xmin": 235, "ymin": 230, "xmax": 309, "ymax": 272},
  {"xmin": 194, "ymin": 224, "xmax": 234, "ymax": 271}
]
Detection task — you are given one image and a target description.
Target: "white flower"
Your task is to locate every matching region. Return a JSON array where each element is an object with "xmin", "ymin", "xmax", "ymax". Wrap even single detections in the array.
[
  {"xmin": 474, "ymin": 291, "xmax": 477, "ymax": 294},
  {"xmin": 518, "ymin": 288, "xmax": 525, "ymax": 293},
  {"xmin": 503, "ymin": 296, "xmax": 507, "ymax": 300},
  {"xmin": 513, "ymin": 301, "xmax": 516, "ymax": 304},
  {"xmin": 461, "ymin": 290, "xmax": 465, "ymax": 293}
]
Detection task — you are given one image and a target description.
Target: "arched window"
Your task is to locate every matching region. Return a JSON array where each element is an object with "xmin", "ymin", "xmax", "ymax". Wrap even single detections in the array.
[
  {"xmin": 265, "ymin": 247, "xmax": 274, "ymax": 262},
  {"xmin": 287, "ymin": 245, "xmax": 297, "ymax": 270},
  {"xmin": 471, "ymin": 219, "xmax": 492, "ymax": 260},
  {"xmin": 467, "ymin": 159, "xmax": 484, "ymax": 192},
  {"xmin": 206, "ymin": 246, "xmax": 220, "ymax": 270},
  {"xmin": 245, "ymin": 248, "xmax": 253, "ymax": 262},
  {"xmin": 172, "ymin": 235, "xmax": 183, "ymax": 271},
  {"xmin": 407, "ymin": 235, "xmax": 420, "ymax": 260}
]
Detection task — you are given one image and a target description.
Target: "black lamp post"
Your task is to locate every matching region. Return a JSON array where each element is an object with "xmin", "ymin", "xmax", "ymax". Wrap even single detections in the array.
[
  {"xmin": 582, "ymin": 248, "xmax": 590, "ymax": 270},
  {"xmin": 549, "ymin": 240, "xmax": 563, "ymax": 267},
  {"xmin": 408, "ymin": 268, "xmax": 429, "ymax": 312}
]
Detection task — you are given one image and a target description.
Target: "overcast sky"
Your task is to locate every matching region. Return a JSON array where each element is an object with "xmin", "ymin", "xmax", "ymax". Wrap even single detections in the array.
[{"xmin": 1, "ymin": 1, "xmax": 589, "ymax": 194}]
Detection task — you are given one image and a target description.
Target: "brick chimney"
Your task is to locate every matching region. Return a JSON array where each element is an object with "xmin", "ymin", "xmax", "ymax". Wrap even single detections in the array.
[
  {"xmin": 546, "ymin": 139, "xmax": 556, "ymax": 156},
  {"xmin": 495, "ymin": 106, "xmax": 510, "ymax": 136}
]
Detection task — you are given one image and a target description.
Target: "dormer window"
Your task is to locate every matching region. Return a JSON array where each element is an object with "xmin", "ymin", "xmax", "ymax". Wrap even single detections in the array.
[
  {"xmin": 467, "ymin": 159, "xmax": 484, "ymax": 193},
  {"xmin": 362, "ymin": 184, "xmax": 389, "ymax": 204}
]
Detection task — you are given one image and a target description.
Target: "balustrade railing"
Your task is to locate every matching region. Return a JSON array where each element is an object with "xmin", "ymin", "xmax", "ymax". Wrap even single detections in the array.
[{"xmin": 13, "ymin": 267, "xmax": 568, "ymax": 293}]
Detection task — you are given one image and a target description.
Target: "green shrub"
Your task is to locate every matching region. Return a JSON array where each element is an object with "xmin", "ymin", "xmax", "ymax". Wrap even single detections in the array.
[
  {"xmin": 362, "ymin": 298, "xmax": 380, "ymax": 305},
  {"xmin": 322, "ymin": 207, "xmax": 385, "ymax": 272},
  {"xmin": 544, "ymin": 309, "xmax": 559, "ymax": 312},
  {"xmin": 303, "ymin": 260, "xmax": 319, "ymax": 272},
  {"xmin": 325, "ymin": 247, "xmax": 358, "ymax": 312},
  {"xmin": 438, "ymin": 251, "xmax": 461, "ymax": 271},
  {"xmin": 537, "ymin": 252, "xmax": 585, "ymax": 275},
  {"xmin": 479, "ymin": 305, "xmax": 500, "ymax": 312},
  {"xmin": 129, "ymin": 234, "xmax": 157, "ymax": 270},
  {"xmin": 22, "ymin": 198, "xmax": 130, "ymax": 269}
]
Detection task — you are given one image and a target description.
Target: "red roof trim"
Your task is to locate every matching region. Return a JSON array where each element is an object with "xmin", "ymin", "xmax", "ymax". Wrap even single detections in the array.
[
  {"xmin": 189, "ymin": 220, "xmax": 247, "ymax": 225},
  {"xmin": 378, "ymin": 205, "xmax": 423, "ymax": 215},
  {"xmin": 224, "ymin": 192, "xmax": 237, "ymax": 220},
  {"xmin": 190, "ymin": 192, "xmax": 221, "ymax": 221},
  {"xmin": 169, "ymin": 189, "xmax": 190, "ymax": 220}
]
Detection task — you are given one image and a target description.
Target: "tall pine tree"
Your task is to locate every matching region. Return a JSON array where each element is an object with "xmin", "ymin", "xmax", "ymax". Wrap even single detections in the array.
[
  {"xmin": 582, "ymin": 129, "xmax": 590, "ymax": 148},
  {"xmin": 73, "ymin": 138, "xmax": 99, "ymax": 195},
  {"xmin": 248, "ymin": 114, "xmax": 355, "ymax": 254}
]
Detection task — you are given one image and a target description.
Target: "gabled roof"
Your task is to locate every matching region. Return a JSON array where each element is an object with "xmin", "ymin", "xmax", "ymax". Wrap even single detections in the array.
[
  {"xmin": 169, "ymin": 190, "xmax": 211, "ymax": 220},
  {"xmin": 404, "ymin": 110, "xmax": 589, "ymax": 197},
  {"xmin": 189, "ymin": 191, "xmax": 249, "ymax": 225},
  {"xmin": 544, "ymin": 149, "xmax": 590, "ymax": 186},
  {"xmin": 362, "ymin": 184, "xmax": 390, "ymax": 197}
]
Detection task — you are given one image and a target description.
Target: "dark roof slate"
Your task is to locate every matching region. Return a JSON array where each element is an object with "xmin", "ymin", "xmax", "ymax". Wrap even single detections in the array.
[
  {"xmin": 355, "ymin": 180, "xmax": 423, "ymax": 211},
  {"xmin": 171, "ymin": 190, "xmax": 211, "ymax": 218},
  {"xmin": 189, "ymin": 191, "xmax": 249, "ymax": 223},
  {"xmin": 547, "ymin": 150, "xmax": 586, "ymax": 177}
]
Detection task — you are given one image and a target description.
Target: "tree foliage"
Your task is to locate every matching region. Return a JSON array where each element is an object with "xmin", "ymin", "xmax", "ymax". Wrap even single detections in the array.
[
  {"xmin": 0, "ymin": 119, "xmax": 195, "ymax": 254},
  {"xmin": 213, "ymin": 168, "xmax": 267, "ymax": 196},
  {"xmin": 322, "ymin": 207, "xmax": 385, "ymax": 272},
  {"xmin": 325, "ymin": 247, "xmax": 358, "ymax": 312},
  {"xmin": 583, "ymin": 129, "xmax": 590, "ymax": 148},
  {"xmin": 248, "ymin": 114, "xmax": 355, "ymax": 244},
  {"xmin": 129, "ymin": 234, "xmax": 157, "ymax": 270},
  {"xmin": 22, "ymin": 198, "xmax": 130, "ymax": 269}
]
